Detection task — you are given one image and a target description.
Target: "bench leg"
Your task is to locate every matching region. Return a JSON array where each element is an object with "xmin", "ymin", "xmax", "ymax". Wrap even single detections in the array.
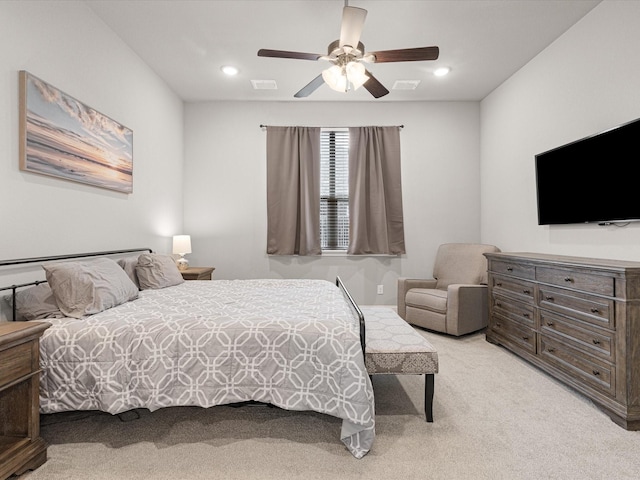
[{"xmin": 425, "ymin": 374, "xmax": 434, "ymax": 422}]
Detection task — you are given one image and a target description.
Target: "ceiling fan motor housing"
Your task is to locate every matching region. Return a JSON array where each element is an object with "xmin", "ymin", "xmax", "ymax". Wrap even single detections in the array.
[{"xmin": 328, "ymin": 39, "xmax": 365, "ymax": 59}]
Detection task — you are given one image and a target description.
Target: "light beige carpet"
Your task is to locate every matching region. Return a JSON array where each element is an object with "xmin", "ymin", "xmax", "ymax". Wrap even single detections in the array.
[{"xmin": 22, "ymin": 307, "xmax": 640, "ymax": 480}]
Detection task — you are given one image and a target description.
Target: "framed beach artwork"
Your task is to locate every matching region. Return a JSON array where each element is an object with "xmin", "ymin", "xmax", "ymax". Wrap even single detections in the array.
[{"xmin": 19, "ymin": 71, "xmax": 133, "ymax": 193}]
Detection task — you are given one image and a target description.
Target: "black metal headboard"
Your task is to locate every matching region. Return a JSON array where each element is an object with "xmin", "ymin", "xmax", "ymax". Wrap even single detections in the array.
[
  {"xmin": 336, "ymin": 276, "xmax": 366, "ymax": 355},
  {"xmin": 0, "ymin": 248, "xmax": 152, "ymax": 321}
]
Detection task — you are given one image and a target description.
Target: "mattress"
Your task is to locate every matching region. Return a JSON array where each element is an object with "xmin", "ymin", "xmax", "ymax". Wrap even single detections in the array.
[{"xmin": 37, "ymin": 278, "xmax": 375, "ymax": 457}]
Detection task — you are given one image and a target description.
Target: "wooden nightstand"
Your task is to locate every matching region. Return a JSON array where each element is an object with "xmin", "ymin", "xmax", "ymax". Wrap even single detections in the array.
[
  {"xmin": 180, "ymin": 267, "xmax": 215, "ymax": 280},
  {"xmin": 0, "ymin": 321, "xmax": 51, "ymax": 479}
]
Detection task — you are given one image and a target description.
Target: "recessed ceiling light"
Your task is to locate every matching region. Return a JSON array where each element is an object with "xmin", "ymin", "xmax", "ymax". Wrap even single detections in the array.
[
  {"xmin": 221, "ymin": 65, "xmax": 239, "ymax": 76},
  {"xmin": 434, "ymin": 67, "xmax": 451, "ymax": 77}
]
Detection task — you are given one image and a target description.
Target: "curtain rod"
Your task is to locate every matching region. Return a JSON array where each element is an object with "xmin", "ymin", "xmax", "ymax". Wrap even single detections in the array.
[{"xmin": 259, "ymin": 125, "xmax": 404, "ymax": 129}]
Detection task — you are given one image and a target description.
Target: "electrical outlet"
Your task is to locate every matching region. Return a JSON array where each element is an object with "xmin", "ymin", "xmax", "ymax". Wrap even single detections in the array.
[{"xmin": 377, "ymin": 285, "xmax": 384, "ymax": 295}]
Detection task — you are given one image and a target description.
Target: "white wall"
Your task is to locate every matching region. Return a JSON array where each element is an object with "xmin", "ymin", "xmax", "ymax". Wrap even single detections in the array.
[
  {"xmin": 481, "ymin": 0, "xmax": 640, "ymax": 260},
  {"xmin": 0, "ymin": 1, "xmax": 184, "ymax": 267},
  {"xmin": 184, "ymin": 101, "xmax": 481, "ymax": 304}
]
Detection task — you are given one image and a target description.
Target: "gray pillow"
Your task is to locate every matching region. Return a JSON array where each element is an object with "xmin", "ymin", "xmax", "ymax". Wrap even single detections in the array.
[
  {"xmin": 9, "ymin": 283, "xmax": 64, "ymax": 321},
  {"xmin": 43, "ymin": 258, "xmax": 139, "ymax": 318},
  {"xmin": 117, "ymin": 255, "xmax": 141, "ymax": 289},
  {"xmin": 135, "ymin": 253, "xmax": 184, "ymax": 290}
]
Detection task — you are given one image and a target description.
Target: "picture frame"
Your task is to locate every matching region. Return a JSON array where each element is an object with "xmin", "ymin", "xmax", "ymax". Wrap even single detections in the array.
[{"xmin": 19, "ymin": 71, "xmax": 133, "ymax": 194}]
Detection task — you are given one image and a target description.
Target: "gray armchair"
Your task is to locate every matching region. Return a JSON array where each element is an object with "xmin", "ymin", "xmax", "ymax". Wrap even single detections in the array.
[{"xmin": 397, "ymin": 243, "xmax": 500, "ymax": 336}]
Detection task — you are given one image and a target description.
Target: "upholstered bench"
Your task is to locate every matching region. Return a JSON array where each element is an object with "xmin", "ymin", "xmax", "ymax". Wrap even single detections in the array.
[{"xmin": 361, "ymin": 306, "xmax": 439, "ymax": 422}]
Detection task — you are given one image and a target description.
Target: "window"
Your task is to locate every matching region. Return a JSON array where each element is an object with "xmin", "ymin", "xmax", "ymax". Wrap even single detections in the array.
[
  {"xmin": 320, "ymin": 129, "xmax": 349, "ymax": 251},
  {"xmin": 266, "ymin": 125, "xmax": 404, "ymax": 256}
]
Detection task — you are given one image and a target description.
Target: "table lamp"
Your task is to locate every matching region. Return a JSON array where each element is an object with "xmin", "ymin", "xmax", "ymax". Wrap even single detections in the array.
[{"xmin": 172, "ymin": 235, "xmax": 192, "ymax": 270}]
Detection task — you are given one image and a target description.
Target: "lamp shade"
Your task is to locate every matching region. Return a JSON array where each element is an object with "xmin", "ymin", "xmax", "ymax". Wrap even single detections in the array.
[
  {"xmin": 322, "ymin": 65, "xmax": 347, "ymax": 92},
  {"xmin": 345, "ymin": 61, "xmax": 369, "ymax": 90},
  {"xmin": 172, "ymin": 235, "xmax": 192, "ymax": 255}
]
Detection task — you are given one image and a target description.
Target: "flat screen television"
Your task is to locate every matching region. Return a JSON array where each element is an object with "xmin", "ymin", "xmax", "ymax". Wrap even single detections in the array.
[{"xmin": 535, "ymin": 117, "xmax": 640, "ymax": 225}]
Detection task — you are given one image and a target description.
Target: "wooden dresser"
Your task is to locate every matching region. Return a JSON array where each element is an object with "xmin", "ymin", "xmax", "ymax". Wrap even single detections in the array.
[
  {"xmin": 0, "ymin": 321, "xmax": 50, "ymax": 479},
  {"xmin": 485, "ymin": 252, "xmax": 640, "ymax": 430}
]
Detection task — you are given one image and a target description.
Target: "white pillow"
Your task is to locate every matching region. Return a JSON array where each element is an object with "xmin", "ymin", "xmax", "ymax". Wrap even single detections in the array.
[
  {"xmin": 135, "ymin": 253, "xmax": 184, "ymax": 290},
  {"xmin": 43, "ymin": 258, "xmax": 139, "ymax": 318}
]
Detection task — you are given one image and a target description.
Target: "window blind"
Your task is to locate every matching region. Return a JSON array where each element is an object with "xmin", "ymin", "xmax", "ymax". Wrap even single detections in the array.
[{"xmin": 320, "ymin": 129, "xmax": 349, "ymax": 250}]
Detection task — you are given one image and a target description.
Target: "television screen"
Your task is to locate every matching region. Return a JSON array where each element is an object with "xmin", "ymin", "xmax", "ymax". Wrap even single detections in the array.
[{"xmin": 535, "ymin": 117, "xmax": 640, "ymax": 225}]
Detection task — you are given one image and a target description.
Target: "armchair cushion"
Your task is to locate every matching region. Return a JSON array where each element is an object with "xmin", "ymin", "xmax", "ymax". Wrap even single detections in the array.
[
  {"xmin": 405, "ymin": 288, "xmax": 447, "ymax": 314},
  {"xmin": 397, "ymin": 278, "xmax": 437, "ymax": 319}
]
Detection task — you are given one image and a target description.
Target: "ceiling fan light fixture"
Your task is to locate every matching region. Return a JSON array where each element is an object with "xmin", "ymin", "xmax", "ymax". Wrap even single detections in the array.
[
  {"xmin": 346, "ymin": 61, "xmax": 369, "ymax": 90},
  {"xmin": 322, "ymin": 65, "xmax": 348, "ymax": 92},
  {"xmin": 323, "ymin": 61, "xmax": 369, "ymax": 93}
]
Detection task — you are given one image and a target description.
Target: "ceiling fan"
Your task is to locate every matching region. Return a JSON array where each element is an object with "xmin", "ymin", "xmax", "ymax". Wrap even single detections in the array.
[{"xmin": 257, "ymin": 1, "xmax": 439, "ymax": 99}]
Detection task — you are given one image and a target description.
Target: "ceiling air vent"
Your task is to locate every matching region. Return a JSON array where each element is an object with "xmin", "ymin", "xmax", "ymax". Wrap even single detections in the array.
[
  {"xmin": 251, "ymin": 80, "xmax": 278, "ymax": 90},
  {"xmin": 392, "ymin": 80, "xmax": 421, "ymax": 90}
]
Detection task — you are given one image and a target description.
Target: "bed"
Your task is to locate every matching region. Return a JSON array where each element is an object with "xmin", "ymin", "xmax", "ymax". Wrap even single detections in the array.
[{"xmin": 0, "ymin": 249, "xmax": 374, "ymax": 458}]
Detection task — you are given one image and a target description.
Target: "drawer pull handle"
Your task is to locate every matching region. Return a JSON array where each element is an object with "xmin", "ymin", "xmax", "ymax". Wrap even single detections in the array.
[
  {"xmin": 523, "ymin": 289, "xmax": 531, "ymax": 294},
  {"xmin": 523, "ymin": 313, "xmax": 530, "ymax": 318},
  {"xmin": 592, "ymin": 339, "xmax": 601, "ymax": 345},
  {"xmin": 590, "ymin": 308, "xmax": 600, "ymax": 314},
  {"xmin": 564, "ymin": 277, "xmax": 573, "ymax": 283},
  {"xmin": 496, "ymin": 282, "xmax": 503, "ymax": 287},
  {"xmin": 547, "ymin": 347, "xmax": 555, "ymax": 353},
  {"xmin": 546, "ymin": 321, "xmax": 554, "ymax": 327},
  {"xmin": 506, "ymin": 267, "xmax": 513, "ymax": 272},
  {"xmin": 522, "ymin": 336, "xmax": 529, "ymax": 341},
  {"xmin": 496, "ymin": 302, "xmax": 502, "ymax": 307},
  {"xmin": 592, "ymin": 370, "xmax": 600, "ymax": 376},
  {"xmin": 545, "ymin": 296, "xmax": 554, "ymax": 302}
]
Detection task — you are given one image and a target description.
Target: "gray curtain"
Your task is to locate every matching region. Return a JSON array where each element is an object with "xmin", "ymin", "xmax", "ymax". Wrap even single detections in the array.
[
  {"xmin": 266, "ymin": 126, "xmax": 321, "ymax": 255},
  {"xmin": 348, "ymin": 126, "xmax": 406, "ymax": 255}
]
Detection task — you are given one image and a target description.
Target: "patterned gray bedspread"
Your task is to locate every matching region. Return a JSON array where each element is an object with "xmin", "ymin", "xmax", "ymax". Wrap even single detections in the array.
[{"xmin": 38, "ymin": 279, "xmax": 375, "ymax": 457}]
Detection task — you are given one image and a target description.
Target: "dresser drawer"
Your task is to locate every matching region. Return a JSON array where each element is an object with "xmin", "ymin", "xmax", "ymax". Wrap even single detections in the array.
[
  {"xmin": 491, "ymin": 275, "xmax": 535, "ymax": 304},
  {"xmin": 539, "ymin": 285, "xmax": 613, "ymax": 329},
  {"xmin": 536, "ymin": 266, "xmax": 614, "ymax": 297},
  {"xmin": 540, "ymin": 335, "xmax": 615, "ymax": 397},
  {"xmin": 490, "ymin": 313, "xmax": 536, "ymax": 354},
  {"xmin": 540, "ymin": 310, "xmax": 614, "ymax": 363},
  {"xmin": 492, "ymin": 293, "xmax": 535, "ymax": 328},
  {"xmin": 0, "ymin": 342, "xmax": 32, "ymax": 387},
  {"xmin": 490, "ymin": 260, "xmax": 535, "ymax": 280}
]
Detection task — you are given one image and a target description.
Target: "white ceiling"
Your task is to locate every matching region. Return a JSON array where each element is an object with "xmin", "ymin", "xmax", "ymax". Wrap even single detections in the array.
[{"xmin": 86, "ymin": 0, "xmax": 601, "ymax": 102}]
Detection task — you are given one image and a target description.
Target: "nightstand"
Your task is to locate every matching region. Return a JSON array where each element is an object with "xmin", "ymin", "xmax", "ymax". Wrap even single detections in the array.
[
  {"xmin": 0, "ymin": 321, "xmax": 51, "ymax": 479},
  {"xmin": 180, "ymin": 267, "xmax": 215, "ymax": 280}
]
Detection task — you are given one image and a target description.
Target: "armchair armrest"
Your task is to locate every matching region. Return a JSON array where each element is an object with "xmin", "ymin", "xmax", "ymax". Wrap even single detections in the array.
[
  {"xmin": 397, "ymin": 277, "xmax": 438, "ymax": 319},
  {"xmin": 446, "ymin": 284, "xmax": 489, "ymax": 336}
]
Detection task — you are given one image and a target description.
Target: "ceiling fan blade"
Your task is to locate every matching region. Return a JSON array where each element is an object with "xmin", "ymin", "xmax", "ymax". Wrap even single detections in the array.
[
  {"xmin": 339, "ymin": 6, "xmax": 367, "ymax": 49},
  {"xmin": 257, "ymin": 49, "xmax": 322, "ymax": 61},
  {"xmin": 294, "ymin": 74, "xmax": 325, "ymax": 98},
  {"xmin": 369, "ymin": 46, "xmax": 439, "ymax": 63},
  {"xmin": 363, "ymin": 69, "xmax": 389, "ymax": 98}
]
